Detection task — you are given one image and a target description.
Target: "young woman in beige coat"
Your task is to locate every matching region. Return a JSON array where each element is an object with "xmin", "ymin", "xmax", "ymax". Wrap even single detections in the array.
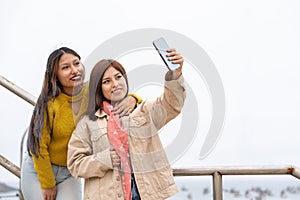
[{"xmin": 67, "ymin": 48, "xmax": 186, "ymax": 200}]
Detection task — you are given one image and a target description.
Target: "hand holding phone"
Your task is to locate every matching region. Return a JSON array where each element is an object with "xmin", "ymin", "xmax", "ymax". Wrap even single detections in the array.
[{"xmin": 153, "ymin": 37, "xmax": 181, "ymax": 71}]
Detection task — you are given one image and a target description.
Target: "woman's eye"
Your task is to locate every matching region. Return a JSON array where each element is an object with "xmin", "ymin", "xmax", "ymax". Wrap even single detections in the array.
[
  {"xmin": 75, "ymin": 61, "xmax": 81, "ymax": 66},
  {"xmin": 102, "ymin": 80, "xmax": 110, "ymax": 84},
  {"xmin": 116, "ymin": 75, "xmax": 122, "ymax": 79},
  {"xmin": 62, "ymin": 66, "xmax": 69, "ymax": 70}
]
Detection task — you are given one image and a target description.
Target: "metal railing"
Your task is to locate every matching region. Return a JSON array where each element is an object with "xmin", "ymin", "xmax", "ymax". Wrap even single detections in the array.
[
  {"xmin": 1, "ymin": 154, "xmax": 300, "ymax": 200},
  {"xmin": 0, "ymin": 75, "xmax": 36, "ymax": 106},
  {"xmin": 1, "ymin": 74, "xmax": 300, "ymax": 200},
  {"xmin": 173, "ymin": 165, "xmax": 300, "ymax": 199}
]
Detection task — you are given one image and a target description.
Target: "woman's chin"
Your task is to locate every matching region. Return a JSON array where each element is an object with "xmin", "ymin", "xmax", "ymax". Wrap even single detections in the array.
[{"xmin": 111, "ymin": 95, "xmax": 126, "ymax": 104}]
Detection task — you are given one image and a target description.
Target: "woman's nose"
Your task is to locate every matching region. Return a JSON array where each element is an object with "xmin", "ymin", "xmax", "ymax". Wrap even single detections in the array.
[
  {"xmin": 71, "ymin": 65, "xmax": 79, "ymax": 74},
  {"xmin": 112, "ymin": 78, "xmax": 118, "ymax": 87}
]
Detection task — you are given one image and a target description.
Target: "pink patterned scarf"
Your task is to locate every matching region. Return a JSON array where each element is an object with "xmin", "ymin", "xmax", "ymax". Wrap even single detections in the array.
[{"xmin": 102, "ymin": 101, "xmax": 131, "ymax": 200}]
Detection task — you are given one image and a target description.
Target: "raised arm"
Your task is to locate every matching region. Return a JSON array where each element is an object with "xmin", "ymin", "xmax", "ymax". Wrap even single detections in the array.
[{"xmin": 133, "ymin": 48, "xmax": 186, "ymax": 131}]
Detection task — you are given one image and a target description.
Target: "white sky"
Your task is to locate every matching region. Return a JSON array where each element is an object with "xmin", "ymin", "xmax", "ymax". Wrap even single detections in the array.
[{"xmin": 1, "ymin": 0, "xmax": 300, "ymax": 184}]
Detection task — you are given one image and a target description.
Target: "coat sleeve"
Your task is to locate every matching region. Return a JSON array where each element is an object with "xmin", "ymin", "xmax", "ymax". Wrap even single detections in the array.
[
  {"xmin": 67, "ymin": 117, "xmax": 113, "ymax": 179},
  {"xmin": 162, "ymin": 74, "xmax": 186, "ymax": 122},
  {"xmin": 139, "ymin": 74, "xmax": 186, "ymax": 131}
]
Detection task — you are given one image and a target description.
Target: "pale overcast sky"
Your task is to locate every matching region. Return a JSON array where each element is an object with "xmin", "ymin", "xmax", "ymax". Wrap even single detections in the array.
[{"xmin": 1, "ymin": 0, "xmax": 300, "ymax": 185}]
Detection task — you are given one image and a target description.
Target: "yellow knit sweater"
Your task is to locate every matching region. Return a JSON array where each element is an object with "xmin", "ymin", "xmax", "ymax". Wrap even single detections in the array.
[{"xmin": 32, "ymin": 83, "xmax": 89, "ymax": 189}]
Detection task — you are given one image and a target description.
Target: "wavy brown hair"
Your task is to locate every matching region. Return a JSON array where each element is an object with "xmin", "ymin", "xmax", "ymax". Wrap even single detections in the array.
[{"xmin": 27, "ymin": 47, "xmax": 81, "ymax": 157}]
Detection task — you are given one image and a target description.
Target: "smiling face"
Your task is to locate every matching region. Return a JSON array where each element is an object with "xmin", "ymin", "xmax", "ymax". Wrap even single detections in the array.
[
  {"xmin": 56, "ymin": 53, "xmax": 84, "ymax": 96},
  {"xmin": 101, "ymin": 66, "xmax": 128, "ymax": 104}
]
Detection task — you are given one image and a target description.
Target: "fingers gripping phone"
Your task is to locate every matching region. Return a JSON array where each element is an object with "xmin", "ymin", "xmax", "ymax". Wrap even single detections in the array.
[{"xmin": 153, "ymin": 37, "xmax": 180, "ymax": 71}]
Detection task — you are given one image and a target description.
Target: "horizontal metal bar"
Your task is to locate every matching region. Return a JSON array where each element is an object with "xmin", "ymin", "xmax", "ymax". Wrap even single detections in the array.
[
  {"xmin": 0, "ymin": 75, "xmax": 36, "ymax": 106},
  {"xmin": 173, "ymin": 165, "xmax": 300, "ymax": 179},
  {"xmin": 291, "ymin": 166, "xmax": 300, "ymax": 179},
  {"xmin": 1, "ymin": 162, "xmax": 298, "ymax": 181}
]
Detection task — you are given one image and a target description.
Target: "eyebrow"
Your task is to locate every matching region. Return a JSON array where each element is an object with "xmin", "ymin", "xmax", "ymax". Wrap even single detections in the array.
[
  {"xmin": 102, "ymin": 72, "xmax": 122, "ymax": 81},
  {"xmin": 59, "ymin": 58, "xmax": 80, "ymax": 66}
]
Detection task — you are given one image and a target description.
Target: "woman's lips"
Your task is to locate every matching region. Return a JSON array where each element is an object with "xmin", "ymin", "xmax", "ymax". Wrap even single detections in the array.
[
  {"xmin": 70, "ymin": 75, "xmax": 81, "ymax": 81},
  {"xmin": 112, "ymin": 88, "xmax": 122, "ymax": 94}
]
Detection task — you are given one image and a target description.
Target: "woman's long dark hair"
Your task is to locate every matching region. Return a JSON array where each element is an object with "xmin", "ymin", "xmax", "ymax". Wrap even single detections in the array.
[
  {"xmin": 84, "ymin": 59, "xmax": 128, "ymax": 121},
  {"xmin": 27, "ymin": 47, "xmax": 81, "ymax": 157}
]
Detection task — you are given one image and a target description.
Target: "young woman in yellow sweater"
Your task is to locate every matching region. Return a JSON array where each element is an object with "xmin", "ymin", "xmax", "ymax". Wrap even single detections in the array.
[{"xmin": 20, "ymin": 47, "xmax": 141, "ymax": 200}]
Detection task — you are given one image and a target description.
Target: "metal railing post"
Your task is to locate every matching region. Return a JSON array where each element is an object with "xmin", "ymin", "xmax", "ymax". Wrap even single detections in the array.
[{"xmin": 213, "ymin": 171, "xmax": 222, "ymax": 200}]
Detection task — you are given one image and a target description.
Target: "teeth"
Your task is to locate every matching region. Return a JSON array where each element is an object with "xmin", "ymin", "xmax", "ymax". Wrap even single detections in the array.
[{"xmin": 71, "ymin": 76, "xmax": 81, "ymax": 81}]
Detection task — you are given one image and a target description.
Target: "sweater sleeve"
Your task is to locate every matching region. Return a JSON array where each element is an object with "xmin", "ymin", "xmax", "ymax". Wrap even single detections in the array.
[
  {"xmin": 31, "ymin": 103, "xmax": 56, "ymax": 189},
  {"xmin": 129, "ymin": 93, "xmax": 143, "ymax": 104}
]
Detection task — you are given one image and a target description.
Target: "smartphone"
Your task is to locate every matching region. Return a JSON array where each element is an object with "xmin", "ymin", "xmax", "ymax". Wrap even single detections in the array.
[{"xmin": 153, "ymin": 37, "xmax": 180, "ymax": 71}]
